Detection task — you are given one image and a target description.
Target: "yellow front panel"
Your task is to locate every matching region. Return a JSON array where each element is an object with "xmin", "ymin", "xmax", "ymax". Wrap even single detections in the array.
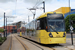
[
  {"xmin": 39, "ymin": 30, "xmax": 66, "ymax": 44},
  {"xmin": 40, "ymin": 37, "xmax": 66, "ymax": 44},
  {"xmin": 46, "ymin": 38, "xmax": 66, "ymax": 44},
  {"xmin": 51, "ymin": 32, "xmax": 66, "ymax": 38}
]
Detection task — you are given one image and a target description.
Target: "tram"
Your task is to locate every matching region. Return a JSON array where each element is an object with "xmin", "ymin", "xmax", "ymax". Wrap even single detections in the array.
[{"xmin": 22, "ymin": 12, "xmax": 66, "ymax": 44}]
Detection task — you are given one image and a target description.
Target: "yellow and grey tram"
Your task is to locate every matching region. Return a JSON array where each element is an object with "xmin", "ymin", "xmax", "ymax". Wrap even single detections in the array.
[{"xmin": 22, "ymin": 12, "xmax": 66, "ymax": 44}]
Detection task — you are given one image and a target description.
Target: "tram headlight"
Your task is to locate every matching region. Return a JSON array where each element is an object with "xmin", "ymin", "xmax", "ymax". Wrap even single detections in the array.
[
  {"xmin": 49, "ymin": 33, "xmax": 53, "ymax": 37},
  {"xmin": 63, "ymin": 33, "xmax": 66, "ymax": 37}
]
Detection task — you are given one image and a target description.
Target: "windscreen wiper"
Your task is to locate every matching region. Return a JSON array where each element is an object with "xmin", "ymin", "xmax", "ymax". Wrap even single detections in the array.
[{"xmin": 49, "ymin": 25, "xmax": 58, "ymax": 34}]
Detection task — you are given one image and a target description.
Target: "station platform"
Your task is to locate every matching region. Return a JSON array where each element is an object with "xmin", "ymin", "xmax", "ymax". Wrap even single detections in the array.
[{"xmin": 0, "ymin": 34, "xmax": 11, "ymax": 50}]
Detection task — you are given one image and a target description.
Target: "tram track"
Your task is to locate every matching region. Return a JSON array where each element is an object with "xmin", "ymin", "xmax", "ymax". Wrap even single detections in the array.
[
  {"xmin": 14, "ymin": 36, "xmax": 27, "ymax": 50},
  {"xmin": 20, "ymin": 36, "xmax": 44, "ymax": 50},
  {"xmin": 25, "ymin": 40, "xmax": 44, "ymax": 50},
  {"xmin": 7, "ymin": 34, "xmax": 29, "ymax": 50},
  {"xmin": 9, "ymin": 35, "xmax": 12, "ymax": 50},
  {"xmin": 16, "ymin": 35, "xmax": 44, "ymax": 50},
  {"xmin": 20, "ymin": 35, "xmax": 56, "ymax": 50},
  {"xmin": 17, "ymin": 34, "xmax": 75, "ymax": 50},
  {"xmin": 23, "ymin": 38, "xmax": 44, "ymax": 50},
  {"xmin": 20, "ymin": 35, "xmax": 75, "ymax": 50},
  {"xmin": 5, "ymin": 34, "xmax": 75, "ymax": 50}
]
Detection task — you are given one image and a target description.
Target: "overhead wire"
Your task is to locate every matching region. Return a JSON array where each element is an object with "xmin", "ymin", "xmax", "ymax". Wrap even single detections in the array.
[
  {"xmin": 33, "ymin": 0, "xmax": 43, "ymax": 8},
  {"xmin": 15, "ymin": 0, "xmax": 17, "ymax": 16},
  {"xmin": 33, "ymin": 0, "xmax": 45, "ymax": 13},
  {"xmin": 33, "ymin": 0, "xmax": 40, "ymax": 8},
  {"xmin": 33, "ymin": 0, "xmax": 39, "ymax": 8},
  {"xmin": 27, "ymin": 0, "xmax": 46, "ymax": 23}
]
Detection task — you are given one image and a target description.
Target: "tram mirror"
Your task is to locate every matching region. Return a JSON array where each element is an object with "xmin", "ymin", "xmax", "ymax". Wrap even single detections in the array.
[{"xmin": 46, "ymin": 26, "xmax": 48, "ymax": 29}]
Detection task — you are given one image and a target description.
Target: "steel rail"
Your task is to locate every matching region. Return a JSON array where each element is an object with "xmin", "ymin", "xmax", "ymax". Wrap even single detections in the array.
[
  {"xmin": 9, "ymin": 35, "xmax": 12, "ymax": 50},
  {"xmin": 14, "ymin": 36, "xmax": 27, "ymax": 50},
  {"xmin": 21, "ymin": 36, "xmax": 44, "ymax": 50},
  {"xmin": 21, "ymin": 36, "xmax": 56, "ymax": 50}
]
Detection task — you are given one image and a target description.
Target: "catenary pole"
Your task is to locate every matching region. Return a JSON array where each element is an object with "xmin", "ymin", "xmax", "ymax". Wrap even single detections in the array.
[
  {"xmin": 6, "ymin": 18, "xmax": 7, "ymax": 37},
  {"xmin": 4, "ymin": 12, "xmax": 5, "ymax": 37},
  {"xmin": 33, "ymin": 14, "xmax": 35, "ymax": 19},
  {"xmin": 43, "ymin": 0, "xmax": 45, "ymax": 13},
  {"xmin": 28, "ymin": 16, "xmax": 29, "ymax": 22}
]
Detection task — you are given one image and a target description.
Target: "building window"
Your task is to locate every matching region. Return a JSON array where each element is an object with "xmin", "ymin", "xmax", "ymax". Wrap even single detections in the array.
[{"xmin": 13, "ymin": 26, "xmax": 15, "ymax": 29}]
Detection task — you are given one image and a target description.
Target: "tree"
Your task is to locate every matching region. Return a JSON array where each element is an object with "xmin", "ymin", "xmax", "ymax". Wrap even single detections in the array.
[
  {"xmin": 65, "ymin": 14, "xmax": 75, "ymax": 32},
  {"xmin": 0, "ymin": 28, "xmax": 4, "ymax": 32}
]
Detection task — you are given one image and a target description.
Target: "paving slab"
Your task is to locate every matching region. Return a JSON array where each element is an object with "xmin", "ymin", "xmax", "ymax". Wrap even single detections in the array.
[{"xmin": 0, "ymin": 34, "xmax": 11, "ymax": 50}]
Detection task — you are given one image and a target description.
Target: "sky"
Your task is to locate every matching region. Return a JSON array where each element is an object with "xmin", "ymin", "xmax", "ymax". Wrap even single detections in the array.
[{"xmin": 0, "ymin": 0, "xmax": 75, "ymax": 27}]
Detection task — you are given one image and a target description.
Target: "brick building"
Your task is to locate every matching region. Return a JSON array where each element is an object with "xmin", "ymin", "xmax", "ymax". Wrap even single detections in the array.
[
  {"xmin": 17, "ymin": 27, "xmax": 25, "ymax": 34},
  {"xmin": 11, "ymin": 21, "xmax": 26, "ymax": 33},
  {"xmin": 0, "ymin": 25, "xmax": 17, "ymax": 33}
]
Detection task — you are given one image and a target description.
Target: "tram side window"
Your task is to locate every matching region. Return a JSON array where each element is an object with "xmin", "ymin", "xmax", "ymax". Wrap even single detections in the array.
[
  {"xmin": 36, "ymin": 20, "xmax": 40, "ymax": 30},
  {"xmin": 36, "ymin": 18, "xmax": 47, "ymax": 30},
  {"xmin": 40, "ymin": 18, "xmax": 46, "ymax": 29}
]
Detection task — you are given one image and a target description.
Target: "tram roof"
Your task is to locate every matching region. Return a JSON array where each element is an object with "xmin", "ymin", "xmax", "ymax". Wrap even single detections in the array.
[
  {"xmin": 37, "ymin": 12, "xmax": 63, "ymax": 19},
  {"xmin": 25, "ymin": 12, "xmax": 63, "ymax": 26}
]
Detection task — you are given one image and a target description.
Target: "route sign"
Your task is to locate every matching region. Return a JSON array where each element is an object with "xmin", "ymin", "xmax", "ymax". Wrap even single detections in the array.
[
  {"xmin": 70, "ymin": 26, "xmax": 73, "ymax": 31},
  {"xmin": 71, "ymin": 30, "xmax": 73, "ymax": 33}
]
